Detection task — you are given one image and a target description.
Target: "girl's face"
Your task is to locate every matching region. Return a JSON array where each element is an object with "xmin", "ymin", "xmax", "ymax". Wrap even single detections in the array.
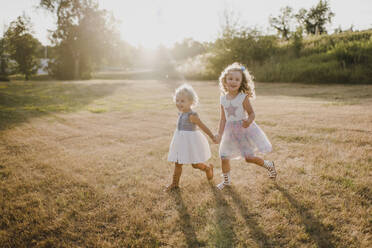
[
  {"xmin": 225, "ymin": 70, "xmax": 242, "ymax": 93},
  {"xmin": 176, "ymin": 93, "xmax": 192, "ymax": 112}
]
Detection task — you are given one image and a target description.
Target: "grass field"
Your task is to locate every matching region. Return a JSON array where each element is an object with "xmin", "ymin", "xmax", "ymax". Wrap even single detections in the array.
[{"xmin": 0, "ymin": 79, "xmax": 371, "ymax": 247}]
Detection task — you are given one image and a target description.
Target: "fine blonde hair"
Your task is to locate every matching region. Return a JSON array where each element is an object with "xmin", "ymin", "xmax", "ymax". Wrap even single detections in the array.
[
  {"xmin": 173, "ymin": 83, "xmax": 199, "ymax": 107},
  {"xmin": 218, "ymin": 62, "xmax": 256, "ymax": 99}
]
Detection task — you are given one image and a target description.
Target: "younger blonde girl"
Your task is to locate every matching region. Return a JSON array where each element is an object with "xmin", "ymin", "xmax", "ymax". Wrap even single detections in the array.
[{"xmin": 166, "ymin": 84, "xmax": 215, "ymax": 190}]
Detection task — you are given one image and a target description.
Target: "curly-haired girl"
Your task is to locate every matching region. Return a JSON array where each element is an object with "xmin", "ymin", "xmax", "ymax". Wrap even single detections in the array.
[{"xmin": 214, "ymin": 62, "xmax": 277, "ymax": 190}]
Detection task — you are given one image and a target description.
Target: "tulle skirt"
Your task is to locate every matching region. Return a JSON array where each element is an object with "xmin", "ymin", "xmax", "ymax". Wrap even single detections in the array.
[
  {"xmin": 168, "ymin": 130, "xmax": 211, "ymax": 164},
  {"xmin": 219, "ymin": 120, "xmax": 272, "ymax": 160}
]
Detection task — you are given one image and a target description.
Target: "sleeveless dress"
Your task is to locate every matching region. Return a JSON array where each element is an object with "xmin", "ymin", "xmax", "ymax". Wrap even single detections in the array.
[
  {"xmin": 219, "ymin": 92, "xmax": 272, "ymax": 160},
  {"xmin": 168, "ymin": 111, "xmax": 211, "ymax": 164}
]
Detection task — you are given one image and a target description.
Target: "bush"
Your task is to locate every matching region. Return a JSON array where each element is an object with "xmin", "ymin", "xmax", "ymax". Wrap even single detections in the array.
[{"xmin": 179, "ymin": 30, "xmax": 372, "ymax": 84}]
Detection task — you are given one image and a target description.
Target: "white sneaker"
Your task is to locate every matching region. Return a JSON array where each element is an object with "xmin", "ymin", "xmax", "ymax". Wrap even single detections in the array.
[
  {"xmin": 264, "ymin": 160, "xmax": 277, "ymax": 179},
  {"xmin": 217, "ymin": 181, "xmax": 231, "ymax": 190},
  {"xmin": 217, "ymin": 173, "xmax": 231, "ymax": 190}
]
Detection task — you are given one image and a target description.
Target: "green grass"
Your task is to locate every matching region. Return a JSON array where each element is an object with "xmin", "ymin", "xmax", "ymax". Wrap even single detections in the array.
[{"xmin": 0, "ymin": 80, "xmax": 126, "ymax": 130}]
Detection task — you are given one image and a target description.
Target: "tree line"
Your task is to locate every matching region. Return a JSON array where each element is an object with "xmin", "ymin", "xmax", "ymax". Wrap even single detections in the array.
[
  {"xmin": 1, "ymin": 0, "xmax": 121, "ymax": 80},
  {"xmin": 0, "ymin": 0, "xmax": 208, "ymax": 81},
  {"xmin": 0, "ymin": 0, "xmax": 371, "ymax": 83},
  {"xmin": 187, "ymin": 0, "xmax": 372, "ymax": 84}
]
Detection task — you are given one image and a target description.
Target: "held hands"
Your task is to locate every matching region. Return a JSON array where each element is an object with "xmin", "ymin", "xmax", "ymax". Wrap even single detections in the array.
[
  {"xmin": 213, "ymin": 134, "xmax": 221, "ymax": 144},
  {"xmin": 242, "ymin": 119, "xmax": 251, "ymax": 128}
]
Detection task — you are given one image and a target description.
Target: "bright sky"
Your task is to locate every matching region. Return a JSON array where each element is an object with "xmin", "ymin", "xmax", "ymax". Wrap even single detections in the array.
[{"xmin": 1, "ymin": 0, "xmax": 371, "ymax": 48}]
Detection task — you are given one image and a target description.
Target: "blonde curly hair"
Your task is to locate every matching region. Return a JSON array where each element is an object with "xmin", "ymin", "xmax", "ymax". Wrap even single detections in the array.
[
  {"xmin": 173, "ymin": 83, "xmax": 199, "ymax": 108},
  {"xmin": 218, "ymin": 62, "xmax": 256, "ymax": 99}
]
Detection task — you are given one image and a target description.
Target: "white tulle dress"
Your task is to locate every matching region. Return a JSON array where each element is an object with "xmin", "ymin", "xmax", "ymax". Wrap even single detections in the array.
[
  {"xmin": 219, "ymin": 92, "xmax": 272, "ymax": 160},
  {"xmin": 168, "ymin": 111, "xmax": 211, "ymax": 164}
]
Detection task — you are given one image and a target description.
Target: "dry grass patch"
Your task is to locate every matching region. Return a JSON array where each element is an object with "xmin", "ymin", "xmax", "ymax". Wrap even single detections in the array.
[{"xmin": 0, "ymin": 80, "xmax": 371, "ymax": 247}]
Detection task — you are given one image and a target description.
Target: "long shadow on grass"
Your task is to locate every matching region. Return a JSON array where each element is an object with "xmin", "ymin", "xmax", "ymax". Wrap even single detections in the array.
[
  {"xmin": 226, "ymin": 186, "xmax": 276, "ymax": 247},
  {"xmin": 0, "ymin": 81, "xmax": 126, "ymax": 130},
  {"xmin": 275, "ymin": 183, "xmax": 337, "ymax": 248},
  {"xmin": 209, "ymin": 184, "xmax": 238, "ymax": 247},
  {"xmin": 170, "ymin": 189, "xmax": 207, "ymax": 247}
]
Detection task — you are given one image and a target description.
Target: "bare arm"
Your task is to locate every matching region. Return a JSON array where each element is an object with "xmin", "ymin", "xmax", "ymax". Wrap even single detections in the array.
[
  {"xmin": 218, "ymin": 104, "xmax": 226, "ymax": 136},
  {"xmin": 189, "ymin": 114, "xmax": 214, "ymax": 140},
  {"xmin": 242, "ymin": 96, "xmax": 255, "ymax": 128}
]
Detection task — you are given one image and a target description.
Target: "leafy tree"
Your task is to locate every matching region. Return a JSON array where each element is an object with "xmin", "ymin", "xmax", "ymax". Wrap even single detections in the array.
[
  {"xmin": 291, "ymin": 27, "xmax": 303, "ymax": 57},
  {"xmin": 209, "ymin": 24, "xmax": 278, "ymax": 76},
  {"xmin": 154, "ymin": 45, "xmax": 176, "ymax": 77},
  {"xmin": 39, "ymin": 0, "xmax": 118, "ymax": 79},
  {"xmin": 103, "ymin": 40, "xmax": 136, "ymax": 69},
  {"xmin": 0, "ymin": 38, "xmax": 10, "ymax": 81},
  {"xmin": 269, "ymin": 6, "xmax": 294, "ymax": 40},
  {"xmin": 334, "ymin": 25, "xmax": 343, "ymax": 34},
  {"xmin": 171, "ymin": 38, "xmax": 206, "ymax": 61},
  {"xmin": 4, "ymin": 15, "xmax": 41, "ymax": 80},
  {"xmin": 295, "ymin": 0, "xmax": 335, "ymax": 35},
  {"xmin": 217, "ymin": 7, "xmax": 243, "ymax": 44}
]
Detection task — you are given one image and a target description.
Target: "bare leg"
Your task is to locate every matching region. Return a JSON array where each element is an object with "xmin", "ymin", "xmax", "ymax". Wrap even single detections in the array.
[
  {"xmin": 221, "ymin": 158, "xmax": 231, "ymax": 173},
  {"xmin": 245, "ymin": 156, "xmax": 264, "ymax": 166},
  {"xmin": 165, "ymin": 163, "xmax": 183, "ymax": 190},
  {"xmin": 192, "ymin": 163, "xmax": 207, "ymax": 170},
  {"xmin": 192, "ymin": 163, "xmax": 214, "ymax": 180}
]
